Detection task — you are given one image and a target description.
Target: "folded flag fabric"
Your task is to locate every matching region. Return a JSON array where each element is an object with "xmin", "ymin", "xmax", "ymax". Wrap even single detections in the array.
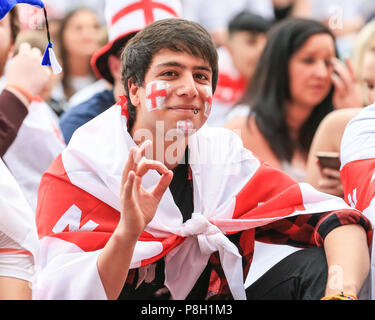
[{"xmin": 34, "ymin": 100, "xmax": 371, "ymax": 300}]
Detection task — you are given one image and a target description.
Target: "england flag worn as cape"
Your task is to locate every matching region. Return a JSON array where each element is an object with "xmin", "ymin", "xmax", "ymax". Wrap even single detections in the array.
[
  {"xmin": 34, "ymin": 100, "xmax": 371, "ymax": 300},
  {"xmin": 341, "ymin": 102, "xmax": 375, "ymax": 298}
]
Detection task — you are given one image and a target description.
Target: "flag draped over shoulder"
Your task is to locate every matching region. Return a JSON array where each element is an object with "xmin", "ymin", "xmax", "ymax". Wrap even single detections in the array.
[
  {"xmin": 34, "ymin": 101, "xmax": 370, "ymax": 300},
  {"xmin": 341, "ymin": 103, "xmax": 375, "ymax": 298},
  {"xmin": 0, "ymin": 158, "xmax": 39, "ymax": 258},
  {"xmin": 3, "ymin": 99, "xmax": 66, "ymax": 213}
]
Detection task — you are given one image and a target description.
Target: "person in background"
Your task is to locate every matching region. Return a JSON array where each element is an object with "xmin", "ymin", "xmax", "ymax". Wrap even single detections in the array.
[
  {"xmin": 0, "ymin": 7, "xmax": 50, "ymax": 157},
  {"xmin": 34, "ymin": 18, "xmax": 371, "ymax": 301},
  {"xmin": 306, "ymin": 19, "xmax": 375, "ymax": 197},
  {"xmin": 59, "ymin": 0, "xmax": 182, "ymax": 144},
  {"xmin": 208, "ymin": 11, "xmax": 272, "ymax": 127},
  {"xmin": 225, "ymin": 18, "xmax": 361, "ymax": 182},
  {"xmin": 3, "ymin": 28, "xmax": 66, "ymax": 212},
  {"xmin": 0, "ymin": 3, "xmax": 47, "ymax": 300},
  {"xmin": 50, "ymin": 7, "xmax": 103, "ymax": 115},
  {"xmin": 310, "ymin": 0, "xmax": 367, "ymax": 57}
]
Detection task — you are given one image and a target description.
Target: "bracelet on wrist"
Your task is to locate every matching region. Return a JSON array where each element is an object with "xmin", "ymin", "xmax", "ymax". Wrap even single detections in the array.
[{"xmin": 5, "ymin": 83, "xmax": 35, "ymax": 103}]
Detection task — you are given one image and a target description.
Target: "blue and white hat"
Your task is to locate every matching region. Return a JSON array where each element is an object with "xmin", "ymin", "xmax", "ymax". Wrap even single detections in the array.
[{"xmin": 0, "ymin": 0, "xmax": 62, "ymax": 74}]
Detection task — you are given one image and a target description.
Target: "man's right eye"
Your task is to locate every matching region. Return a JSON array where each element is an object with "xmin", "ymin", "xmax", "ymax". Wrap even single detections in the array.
[{"xmin": 160, "ymin": 71, "xmax": 178, "ymax": 77}]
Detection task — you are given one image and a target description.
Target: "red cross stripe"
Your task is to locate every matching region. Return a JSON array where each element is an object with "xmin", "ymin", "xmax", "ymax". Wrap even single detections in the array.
[
  {"xmin": 118, "ymin": 95, "xmax": 129, "ymax": 119},
  {"xmin": 204, "ymin": 89, "xmax": 213, "ymax": 116},
  {"xmin": 177, "ymin": 120, "xmax": 193, "ymax": 133},
  {"xmin": 147, "ymin": 82, "xmax": 168, "ymax": 110},
  {"xmin": 111, "ymin": 0, "xmax": 179, "ymax": 26}
]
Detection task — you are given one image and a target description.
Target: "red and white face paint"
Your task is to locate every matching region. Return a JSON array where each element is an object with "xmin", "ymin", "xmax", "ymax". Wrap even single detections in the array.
[
  {"xmin": 204, "ymin": 86, "xmax": 213, "ymax": 118},
  {"xmin": 145, "ymin": 80, "xmax": 170, "ymax": 112},
  {"xmin": 176, "ymin": 120, "xmax": 194, "ymax": 135}
]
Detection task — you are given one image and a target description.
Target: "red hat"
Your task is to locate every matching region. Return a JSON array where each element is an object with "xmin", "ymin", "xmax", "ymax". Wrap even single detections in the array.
[{"xmin": 90, "ymin": 0, "xmax": 181, "ymax": 84}]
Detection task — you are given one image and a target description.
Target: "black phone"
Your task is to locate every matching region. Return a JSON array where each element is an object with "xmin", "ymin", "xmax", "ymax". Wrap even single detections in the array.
[{"xmin": 316, "ymin": 151, "xmax": 341, "ymax": 170}]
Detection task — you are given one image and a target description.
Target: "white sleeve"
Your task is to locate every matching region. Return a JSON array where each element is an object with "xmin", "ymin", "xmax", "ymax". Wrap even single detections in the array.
[
  {"xmin": 0, "ymin": 232, "xmax": 34, "ymax": 281},
  {"xmin": 341, "ymin": 103, "xmax": 375, "ymax": 167},
  {"xmin": 32, "ymin": 237, "xmax": 107, "ymax": 300}
]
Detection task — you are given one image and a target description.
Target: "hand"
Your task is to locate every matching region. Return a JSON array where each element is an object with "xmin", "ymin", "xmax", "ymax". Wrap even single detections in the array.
[
  {"xmin": 5, "ymin": 42, "xmax": 51, "ymax": 97},
  {"xmin": 317, "ymin": 166, "xmax": 344, "ymax": 198},
  {"xmin": 116, "ymin": 140, "xmax": 173, "ymax": 240},
  {"xmin": 331, "ymin": 57, "xmax": 363, "ymax": 109}
]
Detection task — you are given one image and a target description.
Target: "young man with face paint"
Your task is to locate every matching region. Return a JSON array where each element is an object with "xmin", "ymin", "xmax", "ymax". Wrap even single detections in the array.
[{"xmin": 35, "ymin": 19, "xmax": 372, "ymax": 300}]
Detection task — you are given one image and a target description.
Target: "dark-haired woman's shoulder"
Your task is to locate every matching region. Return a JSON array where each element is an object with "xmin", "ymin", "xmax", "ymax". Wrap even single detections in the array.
[{"xmin": 224, "ymin": 114, "xmax": 281, "ymax": 169}]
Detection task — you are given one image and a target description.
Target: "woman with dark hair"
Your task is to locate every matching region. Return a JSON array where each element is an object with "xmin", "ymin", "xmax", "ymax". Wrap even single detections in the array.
[{"xmin": 225, "ymin": 18, "xmax": 361, "ymax": 182}]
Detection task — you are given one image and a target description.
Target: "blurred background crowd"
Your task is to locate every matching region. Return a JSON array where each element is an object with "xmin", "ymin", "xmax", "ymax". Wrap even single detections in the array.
[{"xmin": 2, "ymin": 0, "xmax": 375, "ymax": 206}]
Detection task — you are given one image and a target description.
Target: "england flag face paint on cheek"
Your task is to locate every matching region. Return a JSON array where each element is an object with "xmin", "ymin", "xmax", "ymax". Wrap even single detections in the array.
[
  {"xmin": 145, "ymin": 80, "xmax": 170, "ymax": 112},
  {"xmin": 176, "ymin": 120, "xmax": 194, "ymax": 135},
  {"xmin": 204, "ymin": 86, "xmax": 213, "ymax": 118}
]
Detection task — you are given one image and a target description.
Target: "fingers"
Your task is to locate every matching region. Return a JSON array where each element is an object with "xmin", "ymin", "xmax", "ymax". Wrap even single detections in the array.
[
  {"xmin": 331, "ymin": 58, "xmax": 355, "ymax": 86},
  {"xmin": 135, "ymin": 159, "xmax": 170, "ymax": 177},
  {"xmin": 344, "ymin": 57, "xmax": 357, "ymax": 82},
  {"xmin": 18, "ymin": 42, "xmax": 31, "ymax": 54},
  {"xmin": 134, "ymin": 140, "xmax": 152, "ymax": 164},
  {"xmin": 121, "ymin": 140, "xmax": 173, "ymax": 203},
  {"xmin": 123, "ymin": 170, "xmax": 135, "ymax": 201},
  {"xmin": 121, "ymin": 140, "xmax": 152, "ymax": 185},
  {"xmin": 152, "ymin": 170, "xmax": 173, "ymax": 200},
  {"xmin": 122, "ymin": 147, "xmax": 137, "ymax": 186},
  {"xmin": 321, "ymin": 167, "xmax": 341, "ymax": 179}
]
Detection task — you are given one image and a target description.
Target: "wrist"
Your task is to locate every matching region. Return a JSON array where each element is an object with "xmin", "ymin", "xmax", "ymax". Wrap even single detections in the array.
[{"xmin": 5, "ymin": 84, "xmax": 35, "ymax": 106}]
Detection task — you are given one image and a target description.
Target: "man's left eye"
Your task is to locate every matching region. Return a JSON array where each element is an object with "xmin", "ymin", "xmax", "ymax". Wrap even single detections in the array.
[{"xmin": 195, "ymin": 73, "xmax": 209, "ymax": 81}]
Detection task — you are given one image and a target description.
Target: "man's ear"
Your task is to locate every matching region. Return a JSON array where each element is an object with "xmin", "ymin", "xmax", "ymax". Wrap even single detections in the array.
[{"xmin": 128, "ymin": 78, "xmax": 140, "ymax": 107}]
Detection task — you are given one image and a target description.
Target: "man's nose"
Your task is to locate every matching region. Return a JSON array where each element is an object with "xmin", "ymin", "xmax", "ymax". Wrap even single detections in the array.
[{"xmin": 175, "ymin": 74, "xmax": 198, "ymax": 97}]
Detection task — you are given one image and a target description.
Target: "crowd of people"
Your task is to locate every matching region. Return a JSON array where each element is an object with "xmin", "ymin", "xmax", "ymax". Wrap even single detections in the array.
[{"xmin": 0, "ymin": 0, "xmax": 375, "ymax": 301}]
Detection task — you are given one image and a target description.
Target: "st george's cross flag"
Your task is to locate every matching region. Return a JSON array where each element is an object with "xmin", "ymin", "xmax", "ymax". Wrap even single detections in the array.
[
  {"xmin": 3, "ymin": 98, "xmax": 66, "ymax": 213},
  {"xmin": 33, "ymin": 99, "xmax": 370, "ymax": 300},
  {"xmin": 340, "ymin": 103, "xmax": 375, "ymax": 298}
]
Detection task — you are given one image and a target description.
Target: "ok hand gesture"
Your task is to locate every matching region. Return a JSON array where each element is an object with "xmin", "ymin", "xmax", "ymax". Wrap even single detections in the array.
[{"xmin": 118, "ymin": 140, "xmax": 174, "ymax": 240}]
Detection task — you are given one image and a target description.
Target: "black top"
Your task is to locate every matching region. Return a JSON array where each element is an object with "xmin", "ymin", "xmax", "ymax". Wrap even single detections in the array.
[{"xmin": 119, "ymin": 148, "xmax": 211, "ymax": 300}]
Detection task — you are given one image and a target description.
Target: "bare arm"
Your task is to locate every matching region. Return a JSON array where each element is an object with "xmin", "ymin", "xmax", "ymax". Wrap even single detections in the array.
[
  {"xmin": 324, "ymin": 224, "xmax": 370, "ymax": 297},
  {"xmin": 97, "ymin": 141, "xmax": 173, "ymax": 300},
  {"xmin": 306, "ymin": 108, "xmax": 361, "ymax": 196},
  {"xmin": 0, "ymin": 277, "xmax": 31, "ymax": 300}
]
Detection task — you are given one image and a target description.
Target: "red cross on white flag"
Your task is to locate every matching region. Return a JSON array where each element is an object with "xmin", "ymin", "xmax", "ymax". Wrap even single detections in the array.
[
  {"xmin": 111, "ymin": 0, "xmax": 179, "ymax": 26},
  {"xmin": 204, "ymin": 86, "xmax": 213, "ymax": 117},
  {"xmin": 177, "ymin": 120, "xmax": 194, "ymax": 134},
  {"xmin": 145, "ymin": 81, "xmax": 169, "ymax": 111}
]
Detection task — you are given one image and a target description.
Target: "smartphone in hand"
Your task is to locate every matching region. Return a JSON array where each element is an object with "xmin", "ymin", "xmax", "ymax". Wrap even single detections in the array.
[{"xmin": 316, "ymin": 151, "xmax": 341, "ymax": 170}]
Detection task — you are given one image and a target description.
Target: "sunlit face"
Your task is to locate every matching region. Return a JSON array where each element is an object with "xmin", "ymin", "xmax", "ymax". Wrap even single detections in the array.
[
  {"xmin": 228, "ymin": 31, "xmax": 267, "ymax": 79},
  {"xmin": 62, "ymin": 9, "xmax": 101, "ymax": 58},
  {"xmin": 0, "ymin": 15, "xmax": 12, "ymax": 76},
  {"xmin": 129, "ymin": 48, "xmax": 213, "ymax": 137},
  {"xmin": 288, "ymin": 33, "xmax": 336, "ymax": 109},
  {"xmin": 361, "ymin": 49, "xmax": 375, "ymax": 105}
]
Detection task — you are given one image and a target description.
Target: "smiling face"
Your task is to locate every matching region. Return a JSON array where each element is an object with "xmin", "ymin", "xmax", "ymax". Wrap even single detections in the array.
[
  {"xmin": 62, "ymin": 9, "xmax": 101, "ymax": 58},
  {"xmin": 129, "ymin": 48, "xmax": 213, "ymax": 137},
  {"xmin": 288, "ymin": 33, "xmax": 336, "ymax": 109}
]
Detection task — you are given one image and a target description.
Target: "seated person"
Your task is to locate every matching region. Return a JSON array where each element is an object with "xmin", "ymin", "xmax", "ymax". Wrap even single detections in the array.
[{"xmin": 34, "ymin": 18, "xmax": 371, "ymax": 300}]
